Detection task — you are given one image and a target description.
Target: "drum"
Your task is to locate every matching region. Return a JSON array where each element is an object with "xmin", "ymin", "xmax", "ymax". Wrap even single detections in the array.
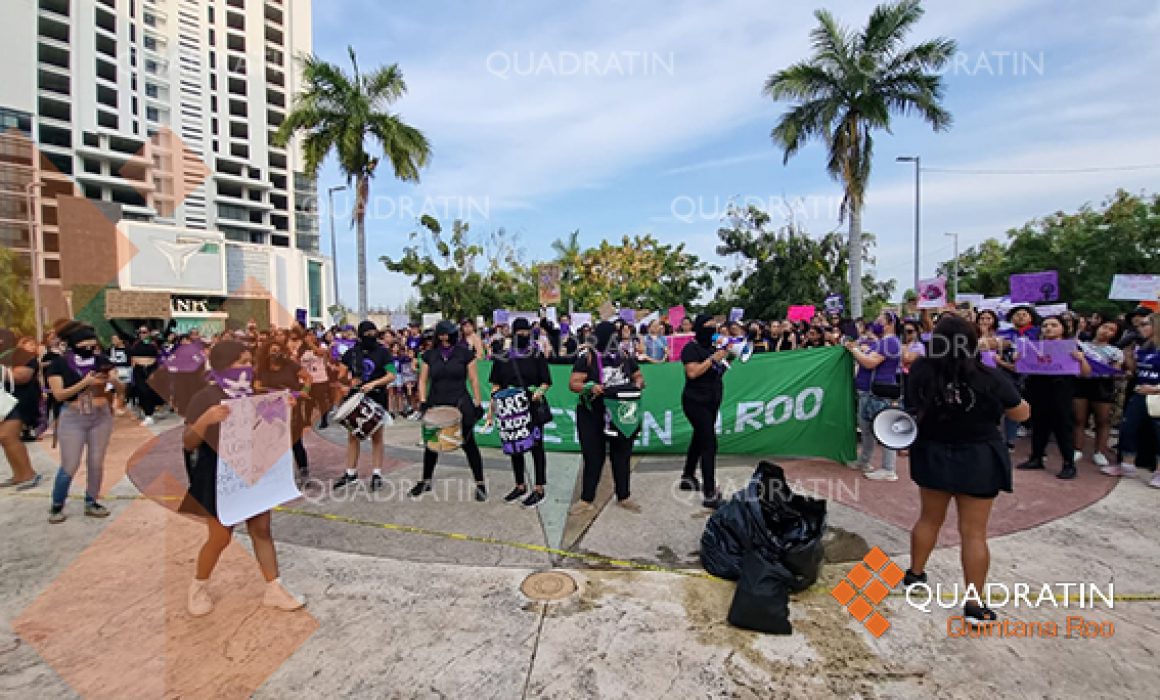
[
  {"xmin": 332, "ymin": 391, "xmax": 389, "ymax": 441},
  {"xmin": 602, "ymin": 385, "xmax": 643, "ymax": 439},
  {"xmin": 492, "ymin": 387, "xmax": 536, "ymax": 455},
  {"xmin": 421, "ymin": 406, "xmax": 463, "ymax": 452}
]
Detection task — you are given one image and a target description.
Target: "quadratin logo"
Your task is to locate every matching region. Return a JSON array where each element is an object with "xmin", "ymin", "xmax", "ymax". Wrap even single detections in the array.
[{"xmin": 830, "ymin": 546, "xmax": 904, "ymax": 637}]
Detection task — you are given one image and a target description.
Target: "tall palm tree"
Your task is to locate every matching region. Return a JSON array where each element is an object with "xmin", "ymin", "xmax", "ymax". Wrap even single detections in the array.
[
  {"xmin": 276, "ymin": 46, "xmax": 431, "ymax": 317},
  {"xmin": 550, "ymin": 229, "xmax": 583, "ymax": 307},
  {"xmin": 764, "ymin": 0, "xmax": 954, "ymax": 318}
]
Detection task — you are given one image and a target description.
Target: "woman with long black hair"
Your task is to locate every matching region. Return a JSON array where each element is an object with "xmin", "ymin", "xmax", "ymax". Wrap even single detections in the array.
[
  {"xmin": 905, "ymin": 315, "xmax": 1030, "ymax": 626},
  {"xmin": 1074, "ymin": 319, "xmax": 1123, "ymax": 467},
  {"xmin": 486, "ymin": 318, "xmax": 551, "ymax": 508},
  {"xmin": 411, "ymin": 320, "xmax": 487, "ymax": 501},
  {"xmin": 1017, "ymin": 315, "xmax": 1091, "ymax": 479},
  {"xmin": 254, "ymin": 337, "xmax": 311, "ymax": 478},
  {"xmin": 679, "ymin": 315, "xmax": 729, "ymax": 508},
  {"xmin": 1107, "ymin": 312, "xmax": 1160, "ymax": 486}
]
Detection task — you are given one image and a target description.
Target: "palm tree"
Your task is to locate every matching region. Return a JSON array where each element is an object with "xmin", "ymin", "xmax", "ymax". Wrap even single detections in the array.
[
  {"xmin": 276, "ymin": 46, "xmax": 431, "ymax": 317},
  {"xmin": 550, "ymin": 229, "xmax": 583, "ymax": 306},
  {"xmin": 764, "ymin": 0, "xmax": 954, "ymax": 318}
]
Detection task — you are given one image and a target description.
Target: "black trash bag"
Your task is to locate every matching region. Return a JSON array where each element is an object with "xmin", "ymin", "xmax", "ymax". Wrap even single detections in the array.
[
  {"xmin": 727, "ymin": 549, "xmax": 793, "ymax": 635},
  {"xmin": 700, "ymin": 461, "xmax": 827, "ymax": 588}
]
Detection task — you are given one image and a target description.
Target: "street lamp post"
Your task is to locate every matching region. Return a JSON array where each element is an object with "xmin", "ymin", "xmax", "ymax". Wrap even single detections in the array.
[
  {"xmin": 896, "ymin": 155, "xmax": 921, "ymax": 293},
  {"xmin": 327, "ymin": 185, "xmax": 347, "ymax": 315},
  {"xmin": 945, "ymin": 232, "xmax": 959, "ymax": 301},
  {"xmin": 24, "ymin": 181, "xmax": 44, "ymax": 344}
]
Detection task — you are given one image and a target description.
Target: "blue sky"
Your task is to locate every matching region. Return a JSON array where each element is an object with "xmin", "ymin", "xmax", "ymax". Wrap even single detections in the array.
[{"xmin": 309, "ymin": 0, "xmax": 1160, "ymax": 311}]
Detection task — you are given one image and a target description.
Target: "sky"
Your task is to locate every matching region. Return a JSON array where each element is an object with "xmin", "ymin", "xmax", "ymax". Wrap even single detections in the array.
[{"xmin": 308, "ymin": 0, "xmax": 1160, "ymax": 311}]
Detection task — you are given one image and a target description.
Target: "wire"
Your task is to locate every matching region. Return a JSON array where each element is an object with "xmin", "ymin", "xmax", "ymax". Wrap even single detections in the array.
[{"xmin": 923, "ymin": 164, "xmax": 1160, "ymax": 175}]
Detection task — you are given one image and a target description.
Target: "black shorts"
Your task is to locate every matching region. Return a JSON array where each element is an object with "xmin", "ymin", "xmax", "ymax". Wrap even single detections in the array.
[
  {"xmin": 1073, "ymin": 377, "xmax": 1114, "ymax": 404},
  {"xmin": 909, "ymin": 438, "xmax": 1011, "ymax": 498}
]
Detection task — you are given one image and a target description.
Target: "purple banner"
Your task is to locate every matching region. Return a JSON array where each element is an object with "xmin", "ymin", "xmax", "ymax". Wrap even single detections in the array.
[
  {"xmin": 1009, "ymin": 271, "xmax": 1059, "ymax": 303},
  {"xmin": 729, "ymin": 307, "xmax": 744, "ymax": 323},
  {"xmin": 330, "ymin": 338, "xmax": 355, "ymax": 361},
  {"xmin": 493, "ymin": 309, "xmax": 510, "ymax": 325},
  {"xmin": 1015, "ymin": 338, "xmax": 1080, "ymax": 375},
  {"xmin": 619, "ymin": 308, "xmax": 636, "ymax": 324}
]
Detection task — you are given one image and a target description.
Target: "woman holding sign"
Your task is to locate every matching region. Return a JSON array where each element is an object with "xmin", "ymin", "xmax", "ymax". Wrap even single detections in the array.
[
  {"xmin": 181, "ymin": 340, "xmax": 305, "ymax": 616},
  {"xmin": 486, "ymin": 318, "xmax": 552, "ymax": 508},
  {"xmin": 1016, "ymin": 316, "xmax": 1090, "ymax": 480}
]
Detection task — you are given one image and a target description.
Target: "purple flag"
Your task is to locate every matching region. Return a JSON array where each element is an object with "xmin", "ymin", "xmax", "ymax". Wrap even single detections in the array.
[
  {"xmin": 330, "ymin": 338, "xmax": 355, "ymax": 361},
  {"xmin": 1015, "ymin": 338, "xmax": 1080, "ymax": 375},
  {"xmin": 166, "ymin": 342, "xmax": 206, "ymax": 372},
  {"xmin": 1009, "ymin": 271, "xmax": 1059, "ymax": 303},
  {"xmin": 618, "ymin": 308, "xmax": 636, "ymax": 324},
  {"xmin": 1085, "ymin": 356, "xmax": 1122, "ymax": 377}
]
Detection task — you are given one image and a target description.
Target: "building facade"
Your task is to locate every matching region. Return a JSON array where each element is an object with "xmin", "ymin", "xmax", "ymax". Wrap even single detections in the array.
[{"xmin": 0, "ymin": 0, "xmax": 331, "ymax": 332}]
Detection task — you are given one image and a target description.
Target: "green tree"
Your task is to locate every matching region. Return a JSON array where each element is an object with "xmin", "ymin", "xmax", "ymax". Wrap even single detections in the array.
[
  {"xmin": 0, "ymin": 249, "xmax": 35, "ymax": 335},
  {"xmin": 550, "ymin": 229, "xmax": 583, "ymax": 306},
  {"xmin": 569, "ymin": 235, "xmax": 716, "ymax": 312},
  {"xmin": 276, "ymin": 46, "xmax": 431, "ymax": 317},
  {"xmin": 764, "ymin": 0, "xmax": 955, "ymax": 318}
]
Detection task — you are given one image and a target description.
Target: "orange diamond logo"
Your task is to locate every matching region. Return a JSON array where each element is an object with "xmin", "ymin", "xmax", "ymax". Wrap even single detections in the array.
[{"xmin": 830, "ymin": 547, "xmax": 906, "ymax": 638}]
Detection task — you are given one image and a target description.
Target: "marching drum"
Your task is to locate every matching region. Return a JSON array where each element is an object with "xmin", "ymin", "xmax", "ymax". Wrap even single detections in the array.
[
  {"xmin": 421, "ymin": 406, "xmax": 463, "ymax": 452},
  {"xmin": 333, "ymin": 391, "xmax": 390, "ymax": 441},
  {"xmin": 491, "ymin": 387, "xmax": 536, "ymax": 455}
]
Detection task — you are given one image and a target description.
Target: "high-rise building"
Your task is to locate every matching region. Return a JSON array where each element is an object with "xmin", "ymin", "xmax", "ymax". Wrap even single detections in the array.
[{"xmin": 0, "ymin": 0, "xmax": 332, "ymax": 333}]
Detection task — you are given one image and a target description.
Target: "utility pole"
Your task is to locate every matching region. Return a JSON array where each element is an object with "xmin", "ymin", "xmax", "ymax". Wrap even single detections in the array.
[{"xmin": 945, "ymin": 232, "xmax": 960, "ymax": 301}]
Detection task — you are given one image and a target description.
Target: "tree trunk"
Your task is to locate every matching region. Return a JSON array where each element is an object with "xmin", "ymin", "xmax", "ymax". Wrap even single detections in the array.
[
  {"xmin": 355, "ymin": 173, "xmax": 369, "ymax": 318},
  {"xmin": 848, "ymin": 203, "xmax": 863, "ymax": 319}
]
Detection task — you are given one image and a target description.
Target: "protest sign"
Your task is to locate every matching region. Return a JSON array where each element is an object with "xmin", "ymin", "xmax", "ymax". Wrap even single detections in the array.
[
  {"xmin": 571, "ymin": 312, "xmax": 592, "ymax": 329},
  {"xmin": 474, "ymin": 347, "xmax": 857, "ymax": 463},
  {"xmin": 976, "ymin": 297, "xmax": 1003, "ymax": 311},
  {"xmin": 1108, "ymin": 274, "xmax": 1160, "ymax": 301},
  {"xmin": 1009, "ymin": 271, "xmax": 1059, "ymax": 303},
  {"xmin": 668, "ymin": 305, "xmax": 686, "ymax": 329},
  {"xmin": 956, "ymin": 293, "xmax": 985, "ymax": 307},
  {"xmin": 917, "ymin": 278, "xmax": 947, "ymax": 309},
  {"xmin": 981, "ymin": 350, "xmax": 998, "ymax": 368},
  {"xmin": 537, "ymin": 263, "xmax": 562, "ymax": 305},
  {"xmin": 493, "ymin": 309, "xmax": 510, "ymax": 325},
  {"xmin": 1034, "ymin": 303, "xmax": 1069, "ymax": 317},
  {"xmin": 787, "ymin": 305, "xmax": 815, "ymax": 322},
  {"xmin": 668, "ymin": 334, "xmax": 694, "ymax": 360},
  {"xmin": 823, "ymin": 294, "xmax": 844, "ymax": 314},
  {"xmin": 729, "ymin": 308, "xmax": 745, "ymax": 323},
  {"xmin": 165, "ymin": 343, "xmax": 206, "ymax": 372},
  {"xmin": 330, "ymin": 337, "xmax": 355, "ymax": 361},
  {"xmin": 545, "ymin": 306, "xmax": 558, "ymax": 324},
  {"xmin": 390, "ymin": 313, "xmax": 410, "ymax": 329},
  {"xmin": 619, "ymin": 308, "xmax": 636, "ymax": 324},
  {"xmin": 1015, "ymin": 338, "xmax": 1080, "ymax": 375},
  {"xmin": 215, "ymin": 391, "xmax": 300, "ymax": 527},
  {"xmin": 421, "ymin": 313, "xmax": 442, "ymax": 330}
]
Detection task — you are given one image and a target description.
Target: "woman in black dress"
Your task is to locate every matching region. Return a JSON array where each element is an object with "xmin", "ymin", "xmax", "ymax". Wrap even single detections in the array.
[
  {"xmin": 182, "ymin": 340, "xmax": 305, "ymax": 617},
  {"xmin": 410, "ymin": 320, "xmax": 487, "ymax": 501},
  {"xmin": 486, "ymin": 318, "xmax": 552, "ymax": 508},
  {"xmin": 904, "ymin": 315, "xmax": 1029, "ymax": 626}
]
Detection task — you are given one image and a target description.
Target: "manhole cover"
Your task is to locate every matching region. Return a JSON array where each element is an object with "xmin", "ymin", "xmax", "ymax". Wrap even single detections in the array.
[{"xmin": 520, "ymin": 571, "xmax": 577, "ymax": 601}]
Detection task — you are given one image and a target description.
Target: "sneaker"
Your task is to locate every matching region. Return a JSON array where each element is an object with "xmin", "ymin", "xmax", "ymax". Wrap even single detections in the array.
[
  {"xmin": 140, "ymin": 416, "xmax": 155, "ymax": 427},
  {"xmin": 846, "ymin": 460, "xmax": 869, "ymax": 471},
  {"xmin": 1150, "ymin": 472, "xmax": 1160, "ymax": 489},
  {"xmin": 903, "ymin": 569, "xmax": 927, "ymax": 588},
  {"xmin": 333, "ymin": 472, "xmax": 359, "ymax": 489},
  {"xmin": 963, "ymin": 602, "xmax": 997, "ymax": 627},
  {"xmin": 503, "ymin": 486, "xmax": 528, "ymax": 503},
  {"xmin": 702, "ymin": 490, "xmax": 723, "ymax": 510},
  {"xmin": 1016, "ymin": 426, "xmax": 1029, "ymax": 438},
  {"xmin": 1102, "ymin": 464, "xmax": 1137, "ymax": 477},
  {"xmin": 1073, "ymin": 450, "xmax": 1083, "ymax": 463},
  {"xmin": 48, "ymin": 507, "xmax": 66, "ymax": 524},
  {"xmin": 187, "ymin": 579, "xmax": 214, "ymax": 617},
  {"xmin": 522, "ymin": 490, "xmax": 545, "ymax": 509},
  {"xmin": 1057, "ymin": 464, "xmax": 1077, "ymax": 480},
  {"xmin": 1016, "ymin": 458, "xmax": 1045, "ymax": 471},
  {"xmin": 85, "ymin": 502, "xmax": 111, "ymax": 518},
  {"xmin": 678, "ymin": 476, "xmax": 700, "ymax": 492},
  {"xmin": 6, "ymin": 473, "xmax": 41, "ymax": 490},
  {"xmin": 616, "ymin": 497, "xmax": 642, "ymax": 513},
  {"xmin": 474, "ymin": 483, "xmax": 488, "ymax": 502},
  {"xmin": 408, "ymin": 481, "xmax": 432, "ymax": 499},
  {"xmin": 1121, "ymin": 463, "xmax": 1139, "ymax": 477},
  {"xmin": 865, "ymin": 469, "xmax": 898, "ymax": 482},
  {"xmin": 262, "ymin": 578, "xmax": 306, "ymax": 611},
  {"xmin": 1092, "ymin": 453, "xmax": 1110, "ymax": 467},
  {"xmin": 370, "ymin": 474, "xmax": 383, "ymax": 491},
  {"xmin": 568, "ymin": 501, "xmax": 596, "ymax": 516}
]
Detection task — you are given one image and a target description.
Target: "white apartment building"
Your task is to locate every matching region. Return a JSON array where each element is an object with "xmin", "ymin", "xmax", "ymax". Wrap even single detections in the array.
[{"xmin": 0, "ymin": 0, "xmax": 332, "ymax": 332}]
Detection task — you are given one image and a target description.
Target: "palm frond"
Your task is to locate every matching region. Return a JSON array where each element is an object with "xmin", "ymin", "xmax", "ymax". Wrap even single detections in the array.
[{"xmin": 861, "ymin": 0, "xmax": 924, "ymax": 56}]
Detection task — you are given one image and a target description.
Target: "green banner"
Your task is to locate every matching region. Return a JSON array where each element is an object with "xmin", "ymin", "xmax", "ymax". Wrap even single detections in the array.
[{"xmin": 475, "ymin": 346, "xmax": 856, "ymax": 463}]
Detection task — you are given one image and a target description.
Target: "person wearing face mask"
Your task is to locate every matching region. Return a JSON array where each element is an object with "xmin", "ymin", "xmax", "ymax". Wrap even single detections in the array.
[
  {"xmin": 411, "ymin": 320, "xmax": 487, "ymax": 500},
  {"xmin": 845, "ymin": 311, "xmax": 903, "ymax": 481},
  {"xmin": 334, "ymin": 321, "xmax": 395, "ymax": 491},
  {"xmin": 130, "ymin": 326, "xmax": 164, "ymax": 426},
  {"xmin": 181, "ymin": 340, "xmax": 305, "ymax": 617},
  {"xmin": 1074, "ymin": 320, "xmax": 1123, "ymax": 467},
  {"xmin": 486, "ymin": 318, "xmax": 552, "ymax": 508},
  {"xmin": 255, "ymin": 340, "xmax": 312, "ymax": 478},
  {"xmin": 679, "ymin": 315, "xmax": 730, "ymax": 508},
  {"xmin": 45, "ymin": 324, "xmax": 121, "ymax": 522},
  {"xmin": 1016, "ymin": 315, "xmax": 1090, "ymax": 479},
  {"xmin": 568, "ymin": 321, "xmax": 646, "ymax": 514}
]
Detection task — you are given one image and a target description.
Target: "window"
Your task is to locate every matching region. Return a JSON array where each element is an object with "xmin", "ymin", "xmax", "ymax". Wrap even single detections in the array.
[
  {"xmin": 143, "ymin": 12, "xmax": 155, "ymax": 26},
  {"xmin": 145, "ymin": 58, "xmax": 158, "ymax": 74},
  {"xmin": 143, "ymin": 35, "xmax": 156, "ymax": 50},
  {"xmin": 146, "ymin": 106, "xmax": 159, "ymax": 121},
  {"xmin": 145, "ymin": 83, "xmax": 158, "ymax": 98}
]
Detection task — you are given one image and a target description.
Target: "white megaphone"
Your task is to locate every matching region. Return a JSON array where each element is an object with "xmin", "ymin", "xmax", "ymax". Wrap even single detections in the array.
[{"xmin": 871, "ymin": 407, "xmax": 918, "ymax": 450}]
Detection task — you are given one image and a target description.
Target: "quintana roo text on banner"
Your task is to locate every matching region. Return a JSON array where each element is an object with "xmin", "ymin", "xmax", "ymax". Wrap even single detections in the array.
[{"xmin": 473, "ymin": 346, "xmax": 857, "ymax": 463}]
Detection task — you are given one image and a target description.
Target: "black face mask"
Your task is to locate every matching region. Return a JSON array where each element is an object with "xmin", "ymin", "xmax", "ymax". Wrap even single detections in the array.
[
  {"xmin": 514, "ymin": 333, "xmax": 532, "ymax": 350},
  {"xmin": 695, "ymin": 325, "xmax": 716, "ymax": 347},
  {"xmin": 361, "ymin": 336, "xmax": 379, "ymax": 350},
  {"xmin": 73, "ymin": 346, "xmax": 96, "ymax": 359}
]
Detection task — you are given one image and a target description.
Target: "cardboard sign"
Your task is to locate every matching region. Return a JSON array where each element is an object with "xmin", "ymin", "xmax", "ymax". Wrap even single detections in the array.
[
  {"xmin": 1108, "ymin": 274, "xmax": 1160, "ymax": 301},
  {"xmin": 1009, "ymin": 271, "xmax": 1059, "ymax": 303},
  {"xmin": 787, "ymin": 305, "xmax": 815, "ymax": 322},
  {"xmin": 215, "ymin": 391, "xmax": 300, "ymax": 526},
  {"xmin": 1015, "ymin": 338, "xmax": 1080, "ymax": 375},
  {"xmin": 917, "ymin": 278, "xmax": 947, "ymax": 309},
  {"xmin": 668, "ymin": 305, "xmax": 686, "ymax": 329},
  {"xmin": 104, "ymin": 290, "xmax": 172, "ymax": 320}
]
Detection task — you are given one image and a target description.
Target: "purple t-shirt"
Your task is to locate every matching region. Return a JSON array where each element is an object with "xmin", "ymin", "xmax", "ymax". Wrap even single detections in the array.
[{"xmin": 855, "ymin": 335, "xmax": 902, "ymax": 392}]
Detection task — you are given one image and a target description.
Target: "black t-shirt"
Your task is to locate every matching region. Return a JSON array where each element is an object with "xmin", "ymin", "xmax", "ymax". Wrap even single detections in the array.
[
  {"xmin": 108, "ymin": 346, "xmax": 130, "ymax": 367},
  {"xmin": 45, "ymin": 354, "xmax": 114, "ymax": 403},
  {"xmin": 905, "ymin": 360, "xmax": 1021, "ymax": 444},
  {"xmin": 186, "ymin": 384, "xmax": 228, "ymax": 453},
  {"xmin": 571, "ymin": 348, "xmax": 639, "ymax": 412},
  {"xmin": 422, "ymin": 344, "xmax": 477, "ymax": 406},
  {"xmin": 489, "ymin": 349, "xmax": 551, "ymax": 390},
  {"xmin": 257, "ymin": 360, "xmax": 302, "ymax": 392},
  {"xmin": 681, "ymin": 340, "xmax": 724, "ymax": 404},
  {"xmin": 341, "ymin": 345, "xmax": 395, "ymax": 386}
]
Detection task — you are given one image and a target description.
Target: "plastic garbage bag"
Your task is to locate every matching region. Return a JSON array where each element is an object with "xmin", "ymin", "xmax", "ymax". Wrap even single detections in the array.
[{"xmin": 727, "ymin": 549, "xmax": 794, "ymax": 635}]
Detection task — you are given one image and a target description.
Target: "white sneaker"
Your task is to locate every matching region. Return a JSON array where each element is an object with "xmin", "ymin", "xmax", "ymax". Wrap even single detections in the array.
[
  {"xmin": 1121, "ymin": 463, "xmax": 1139, "ymax": 477},
  {"xmin": 141, "ymin": 416, "xmax": 155, "ymax": 427},
  {"xmin": 1092, "ymin": 453, "xmax": 1109, "ymax": 467},
  {"xmin": 865, "ymin": 469, "xmax": 899, "ymax": 482},
  {"xmin": 1017, "ymin": 426, "xmax": 1030, "ymax": 438},
  {"xmin": 1099, "ymin": 465, "xmax": 1123, "ymax": 477},
  {"xmin": 187, "ymin": 579, "xmax": 213, "ymax": 617},
  {"xmin": 1150, "ymin": 472, "xmax": 1160, "ymax": 489},
  {"xmin": 263, "ymin": 578, "xmax": 306, "ymax": 611},
  {"xmin": 1073, "ymin": 450, "xmax": 1083, "ymax": 463}
]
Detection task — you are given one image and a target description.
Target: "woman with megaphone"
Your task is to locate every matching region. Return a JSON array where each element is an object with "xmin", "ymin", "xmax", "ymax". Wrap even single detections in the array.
[
  {"xmin": 904, "ymin": 315, "xmax": 1029, "ymax": 627},
  {"xmin": 678, "ymin": 315, "xmax": 730, "ymax": 509}
]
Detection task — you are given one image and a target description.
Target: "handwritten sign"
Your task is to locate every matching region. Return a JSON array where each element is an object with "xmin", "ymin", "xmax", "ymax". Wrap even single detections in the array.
[
  {"xmin": 390, "ymin": 313, "xmax": 410, "ymax": 329},
  {"xmin": 1108, "ymin": 274, "xmax": 1160, "ymax": 301},
  {"xmin": 492, "ymin": 389, "xmax": 538, "ymax": 455},
  {"xmin": 917, "ymin": 277, "xmax": 947, "ymax": 309},
  {"xmin": 1034, "ymin": 303, "xmax": 1069, "ymax": 317},
  {"xmin": 1015, "ymin": 338, "xmax": 1080, "ymax": 376},
  {"xmin": 215, "ymin": 391, "xmax": 300, "ymax": 526},
  {"xmin": 1009, "ymin": 271, "xmax": 1059, "ymax": 303},
  {"xmin": 787, "ymin": 305, "xmax": 815, "ymax": 322}
]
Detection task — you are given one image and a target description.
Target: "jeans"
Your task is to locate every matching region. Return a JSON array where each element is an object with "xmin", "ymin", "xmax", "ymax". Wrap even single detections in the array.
[
  {"xmin": 857, "ymin": 391, "xmax": 897, "ymax": 472},
  {"xmin": 52, "ymin": 404, "xmax": 113, "ymax": 508},
  {"xmin": 1119, "ymin": 393, "xmax": 1160, "ymax": 459}
]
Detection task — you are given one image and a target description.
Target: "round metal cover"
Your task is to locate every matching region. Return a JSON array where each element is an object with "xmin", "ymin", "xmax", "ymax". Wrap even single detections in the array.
[{"xmin": 520, "ymin": 571, "xmax": 577, "ymax": 601}]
